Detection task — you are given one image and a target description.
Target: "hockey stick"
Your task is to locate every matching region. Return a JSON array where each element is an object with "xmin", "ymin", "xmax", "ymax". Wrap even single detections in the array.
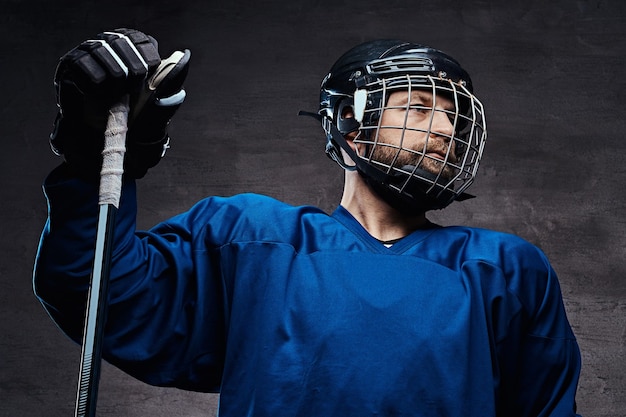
[
  {"xmin": 74, "ymin": 95, "xmax": 129, "ymax": 417},
  {"xmin": 71, "ymin": 45, "xmax": 188, "ymax": 416}
]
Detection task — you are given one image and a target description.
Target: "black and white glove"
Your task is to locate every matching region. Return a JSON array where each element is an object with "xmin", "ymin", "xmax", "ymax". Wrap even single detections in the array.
[{"xmin": 50, "ymin": 28, "xmax": 191, "ymax": 178}]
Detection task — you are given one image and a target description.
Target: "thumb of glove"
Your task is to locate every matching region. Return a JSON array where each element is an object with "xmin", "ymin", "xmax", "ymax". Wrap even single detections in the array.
[
  {"xmin": 124, "ymin": 49, "xmax": 191, "ymax": 178},
  {"xmin": 132, "ymin": 48, "xmax": 191, "ymax": 121}
]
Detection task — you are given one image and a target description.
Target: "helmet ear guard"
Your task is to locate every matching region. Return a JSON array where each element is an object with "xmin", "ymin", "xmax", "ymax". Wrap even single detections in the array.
[{"xmin": 335, "ymin": 98, "xmax": 361, "ymax": 135}]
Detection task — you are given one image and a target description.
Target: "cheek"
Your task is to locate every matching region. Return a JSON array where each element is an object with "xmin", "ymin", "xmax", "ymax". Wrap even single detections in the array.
[
  {"xmin": 448, "ymin": 140, "xmax": 459, "ymax": 157},
  {"xmin": 380, "ymin": 108, "xmax": 409, "ymax": 127},
  {"xmin": 379, "ymin": 125, "xmax": 429, "ymax": 147}
]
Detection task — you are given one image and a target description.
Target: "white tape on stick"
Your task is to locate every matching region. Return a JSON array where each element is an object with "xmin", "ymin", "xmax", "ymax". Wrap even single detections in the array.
[{"xmin": 99, "ymin": 95, "xmax": 129, "ymax": 207}]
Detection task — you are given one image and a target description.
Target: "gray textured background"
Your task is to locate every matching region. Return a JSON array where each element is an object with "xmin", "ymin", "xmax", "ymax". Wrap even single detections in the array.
[{"xmin": 2, "ymin": 0, "xmax": 625, "ymax": 415}]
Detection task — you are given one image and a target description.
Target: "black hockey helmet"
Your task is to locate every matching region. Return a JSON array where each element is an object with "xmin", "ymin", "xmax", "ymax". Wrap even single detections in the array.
[{"xmin": 304, "ymin": 39, "xmax": 487, "ymax": 213}]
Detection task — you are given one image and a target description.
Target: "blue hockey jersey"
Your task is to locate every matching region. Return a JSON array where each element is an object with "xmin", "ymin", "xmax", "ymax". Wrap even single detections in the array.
[{"xmin": 34, "ymin": 165, "xmax": 581, "ymax": 416}]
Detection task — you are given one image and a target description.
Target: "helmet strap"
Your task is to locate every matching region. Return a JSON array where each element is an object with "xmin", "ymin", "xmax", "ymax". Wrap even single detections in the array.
[{"xmin": 298, "ymin": 111, "xmax": 388, "ymax": 183}]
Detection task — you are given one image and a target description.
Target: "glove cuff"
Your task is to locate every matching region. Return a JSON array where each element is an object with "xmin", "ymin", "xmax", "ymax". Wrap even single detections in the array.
[{"xmin": 124, "ymin": 134, "xmax": 170, "ymax": 178}]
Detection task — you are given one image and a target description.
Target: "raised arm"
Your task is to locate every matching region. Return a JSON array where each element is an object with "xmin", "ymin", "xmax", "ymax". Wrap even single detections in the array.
[{"xmin": 32, "ymin": 29, "xmax": 226, "ymax": 391}]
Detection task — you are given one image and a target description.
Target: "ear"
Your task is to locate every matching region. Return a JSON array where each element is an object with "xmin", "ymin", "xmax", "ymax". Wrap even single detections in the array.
[{"xmin": 341, "ymin": 105, "xmax": 354, "ymax": 119}]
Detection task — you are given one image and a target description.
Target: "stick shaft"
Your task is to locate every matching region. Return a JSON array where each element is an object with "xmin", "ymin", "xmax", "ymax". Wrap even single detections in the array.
[
  {"xmin": 75, "ymin": 205, "xmax": 116, "ymax": 417},
  {"xmin": 74, "ymin": 96, "xmax": 129, "ymax": 417}
]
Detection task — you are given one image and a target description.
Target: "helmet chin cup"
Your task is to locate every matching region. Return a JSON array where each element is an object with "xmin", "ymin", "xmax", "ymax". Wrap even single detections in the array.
[{"xmin": 362, "ymin": 166, "xmax": 475, "ymax": 214}]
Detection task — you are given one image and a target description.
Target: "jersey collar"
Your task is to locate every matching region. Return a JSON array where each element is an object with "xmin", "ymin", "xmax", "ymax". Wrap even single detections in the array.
[{"xmin": 331, "ymin": 205, "xmax": 440, "ymax": 254}]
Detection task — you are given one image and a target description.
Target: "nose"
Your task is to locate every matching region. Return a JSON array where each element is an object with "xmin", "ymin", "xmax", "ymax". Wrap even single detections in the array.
[{"xmin": 429, "ymin": 108, "xmax": 455, "ymax": 141}]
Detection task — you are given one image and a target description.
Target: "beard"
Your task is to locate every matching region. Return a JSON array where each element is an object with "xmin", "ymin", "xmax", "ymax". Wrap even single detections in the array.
[{"xmin": 365, "ymin": 132, "xmax": 459, "ymax": 181}]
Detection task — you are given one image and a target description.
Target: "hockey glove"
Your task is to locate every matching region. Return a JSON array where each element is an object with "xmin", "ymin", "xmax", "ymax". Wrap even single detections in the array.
[{"xmin": 50, "ymin": 28, "xmax": 191, "ymax": 178}]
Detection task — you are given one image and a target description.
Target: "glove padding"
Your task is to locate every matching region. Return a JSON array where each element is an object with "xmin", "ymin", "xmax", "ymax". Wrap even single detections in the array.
[{"xmin": 50, "ymin": 28, "xmax": 191, "ymax": 178}]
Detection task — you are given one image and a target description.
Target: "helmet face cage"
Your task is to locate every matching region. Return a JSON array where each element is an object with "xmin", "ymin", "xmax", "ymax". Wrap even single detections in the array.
[
  {"xmin": 353, "ymin": 73, "xmax": 487, "ymax": 207},
  {"xmin": 317, "ymin": 41, "xmax": 488, "ymax": 211}
]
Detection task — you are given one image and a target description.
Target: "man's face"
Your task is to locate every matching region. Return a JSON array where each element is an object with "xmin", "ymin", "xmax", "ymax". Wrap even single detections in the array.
[{"xmin": 364, "ymin": 89, "xmax": 459, "ymax": 180}]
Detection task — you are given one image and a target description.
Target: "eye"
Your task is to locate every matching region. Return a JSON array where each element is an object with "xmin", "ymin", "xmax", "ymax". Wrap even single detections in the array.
[{"xmin": 408, "ymin": 102, "xmax": 430, "ymax": 114}]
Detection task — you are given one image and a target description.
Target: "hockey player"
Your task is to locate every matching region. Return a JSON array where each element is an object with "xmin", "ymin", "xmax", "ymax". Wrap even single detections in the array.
[{"xmin": 33, "ymin": 28, "xmax": 582, "ymax": 416}]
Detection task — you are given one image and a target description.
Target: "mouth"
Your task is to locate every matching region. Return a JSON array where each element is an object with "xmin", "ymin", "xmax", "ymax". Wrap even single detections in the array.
[
  {"xmin": 425, "ymin": 151, "xmax": 446, "ymax": 161},
  {"xmin": 424, "ymin": 148, "xmax": 455, "ymax": 163}
]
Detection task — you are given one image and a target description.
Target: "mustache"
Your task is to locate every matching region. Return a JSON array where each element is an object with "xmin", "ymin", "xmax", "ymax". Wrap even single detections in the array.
[
  {"xmin": 395, "ymin": 142, "xmax": 458, "ymax": 165},
  {"xmin": 427, "ymin": 144, "xmax": 457, "ymax": 162}
]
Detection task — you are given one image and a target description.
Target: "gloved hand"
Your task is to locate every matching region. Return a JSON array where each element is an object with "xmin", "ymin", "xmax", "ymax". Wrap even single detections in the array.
[{"xmin": 50, "ymin": 28, "xmax": 191, "ymax": 178}]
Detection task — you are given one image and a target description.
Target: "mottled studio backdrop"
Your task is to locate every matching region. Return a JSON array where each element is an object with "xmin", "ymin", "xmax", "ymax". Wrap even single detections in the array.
[{"xmin": 1, "ymin": 0, "xmax": 625, "ymax": 416}]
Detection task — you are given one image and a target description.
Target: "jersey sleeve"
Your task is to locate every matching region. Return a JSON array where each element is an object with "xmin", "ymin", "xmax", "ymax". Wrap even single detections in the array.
[
  {"xmin": 494, "ymin": 244, "xmax": 582, "ymax": 417},
  {"xmin": 33, "ymin": 164, "xmax": 227, "ymax": 392}
]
